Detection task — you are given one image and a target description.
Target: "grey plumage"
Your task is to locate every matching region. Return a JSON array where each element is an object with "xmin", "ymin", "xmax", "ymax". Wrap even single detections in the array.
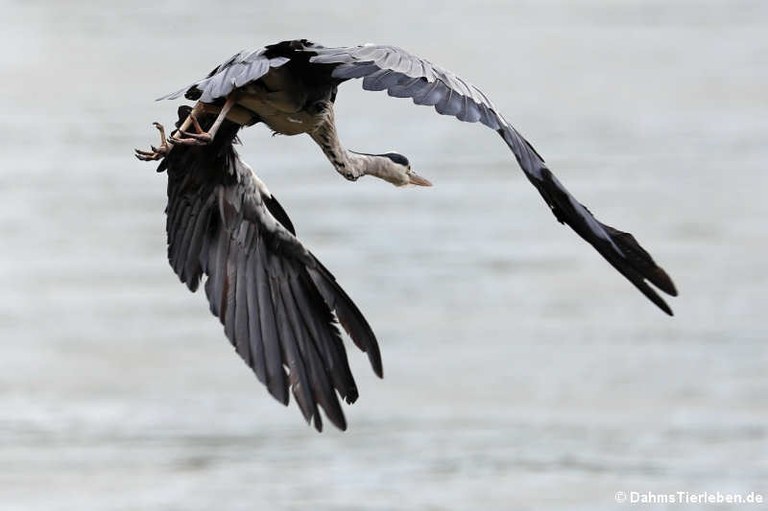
[
  {"xmin": 159, "ymin": 110, "xmax": 381, "ymax": 431},
  {"xmin": 159, "ymin": 49, "xmax": 290, "ymax": 103},
  {"xmin": 306, "ymin": 42, "xmax": 677, "ymax": 312},
  {"xmin": 310, "ymin": 44, "xmax": 500, "ymax": 127},
  {"xmin": 140, "ymin": 38, "xmax": 677, "ymax": 432}
]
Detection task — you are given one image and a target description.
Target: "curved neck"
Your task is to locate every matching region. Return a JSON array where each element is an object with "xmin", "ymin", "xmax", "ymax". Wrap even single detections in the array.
[{"xmin": 310, "ymin": 107, "xmax": 407, "ymax": 186}]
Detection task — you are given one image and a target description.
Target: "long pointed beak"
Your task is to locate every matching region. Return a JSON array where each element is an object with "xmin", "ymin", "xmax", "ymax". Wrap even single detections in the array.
[{"xmin": 407, "ymin": 172, "xmax": 433, "ymax": 187}]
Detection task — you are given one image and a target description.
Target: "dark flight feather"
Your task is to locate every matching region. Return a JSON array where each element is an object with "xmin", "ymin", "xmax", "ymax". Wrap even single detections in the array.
[
  {"xmin": 158, "ymin": 110, "xmax": 381, "ymax": 431},
  {"xmin": 306, "ymin": 42, "xmax": 677, "ymax": 314}
]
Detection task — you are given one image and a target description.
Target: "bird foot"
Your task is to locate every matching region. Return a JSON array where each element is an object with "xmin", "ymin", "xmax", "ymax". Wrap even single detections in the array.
[
  {"xmin": 135, "ymin": 122, "xmax": 171, "ymax": 161},
  {"xmin": 169, "ymin": 129, "xmax": 213, "ymax": 146},
  {"xmin": 168, "ymin": 113, "xmax": 214, "ymax": 146}
]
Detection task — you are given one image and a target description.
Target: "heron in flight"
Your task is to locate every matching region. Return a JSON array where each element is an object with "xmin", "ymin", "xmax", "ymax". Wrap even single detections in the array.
[{"xmin": 136, "ymin": 39, "xmax": 677, "ymax": 431}]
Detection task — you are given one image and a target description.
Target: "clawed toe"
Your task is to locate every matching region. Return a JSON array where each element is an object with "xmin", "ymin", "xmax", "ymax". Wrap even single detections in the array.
[
  {"xmin": 134, "ymin": 145, "xmax": 169, "ymax": 160},
  {"xmin": 135, "ymin": 122, "xmax": 171, "ymax": 161},
  {"xmin": 135, "ymin": 147, "xmax": 166, "ymax": 161},
  {"xmin": 136, "ymin": 102, "xmax": 226, "ymax": 160}
]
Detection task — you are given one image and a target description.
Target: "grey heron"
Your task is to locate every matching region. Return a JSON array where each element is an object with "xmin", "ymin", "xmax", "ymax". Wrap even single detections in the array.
[{"xmin": 136, "ymin": 39, "xmax": 677, "ymax": 431}]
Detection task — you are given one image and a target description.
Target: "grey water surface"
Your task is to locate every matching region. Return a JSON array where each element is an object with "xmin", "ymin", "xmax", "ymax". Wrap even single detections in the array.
[{"xmin": 1, "ymin": 1, "xmax": 766, "ymax": 509}]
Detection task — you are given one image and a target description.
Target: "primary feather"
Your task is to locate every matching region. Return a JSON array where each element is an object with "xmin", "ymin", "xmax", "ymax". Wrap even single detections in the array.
[{"xmin": 158, "ymin": 107, "xmax": 381, "ymax": 431}]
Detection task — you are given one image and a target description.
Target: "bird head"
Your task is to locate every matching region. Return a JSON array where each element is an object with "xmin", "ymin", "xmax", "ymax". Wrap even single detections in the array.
[{"xmin": 380, "ymin": 152, "xmax": 432, "ymax": 187}]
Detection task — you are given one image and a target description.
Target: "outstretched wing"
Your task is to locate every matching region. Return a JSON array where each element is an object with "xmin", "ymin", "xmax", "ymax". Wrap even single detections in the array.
[
  {"xmin": 309, "ymin": 44, "xmax": 678, "ymax": 314},
  {"xmin": 158, "ymin": 48, "xmax": 291, "ymax": 103},
  {"xmin": 159, "ymin": 115, "xmax": 381, "ymax": 431}
]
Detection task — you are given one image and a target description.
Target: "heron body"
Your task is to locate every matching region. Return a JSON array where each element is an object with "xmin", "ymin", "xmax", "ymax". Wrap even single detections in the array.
[
  {"xmin": 235, "ymin": 65, "xmax": 328, "ymax": 135},
  {"xmin": 136, "ymin": 39, "xmax": 678, "ymax": 431},
  {"xmin": 157, "ymin": 40, "xmax": 432, "ymax": 187}
]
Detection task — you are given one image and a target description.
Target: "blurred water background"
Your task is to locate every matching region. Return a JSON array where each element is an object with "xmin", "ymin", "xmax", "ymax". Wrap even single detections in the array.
[{"xmin": 1, "ymin": 0, "xmax": 766, "ymax": 509}]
